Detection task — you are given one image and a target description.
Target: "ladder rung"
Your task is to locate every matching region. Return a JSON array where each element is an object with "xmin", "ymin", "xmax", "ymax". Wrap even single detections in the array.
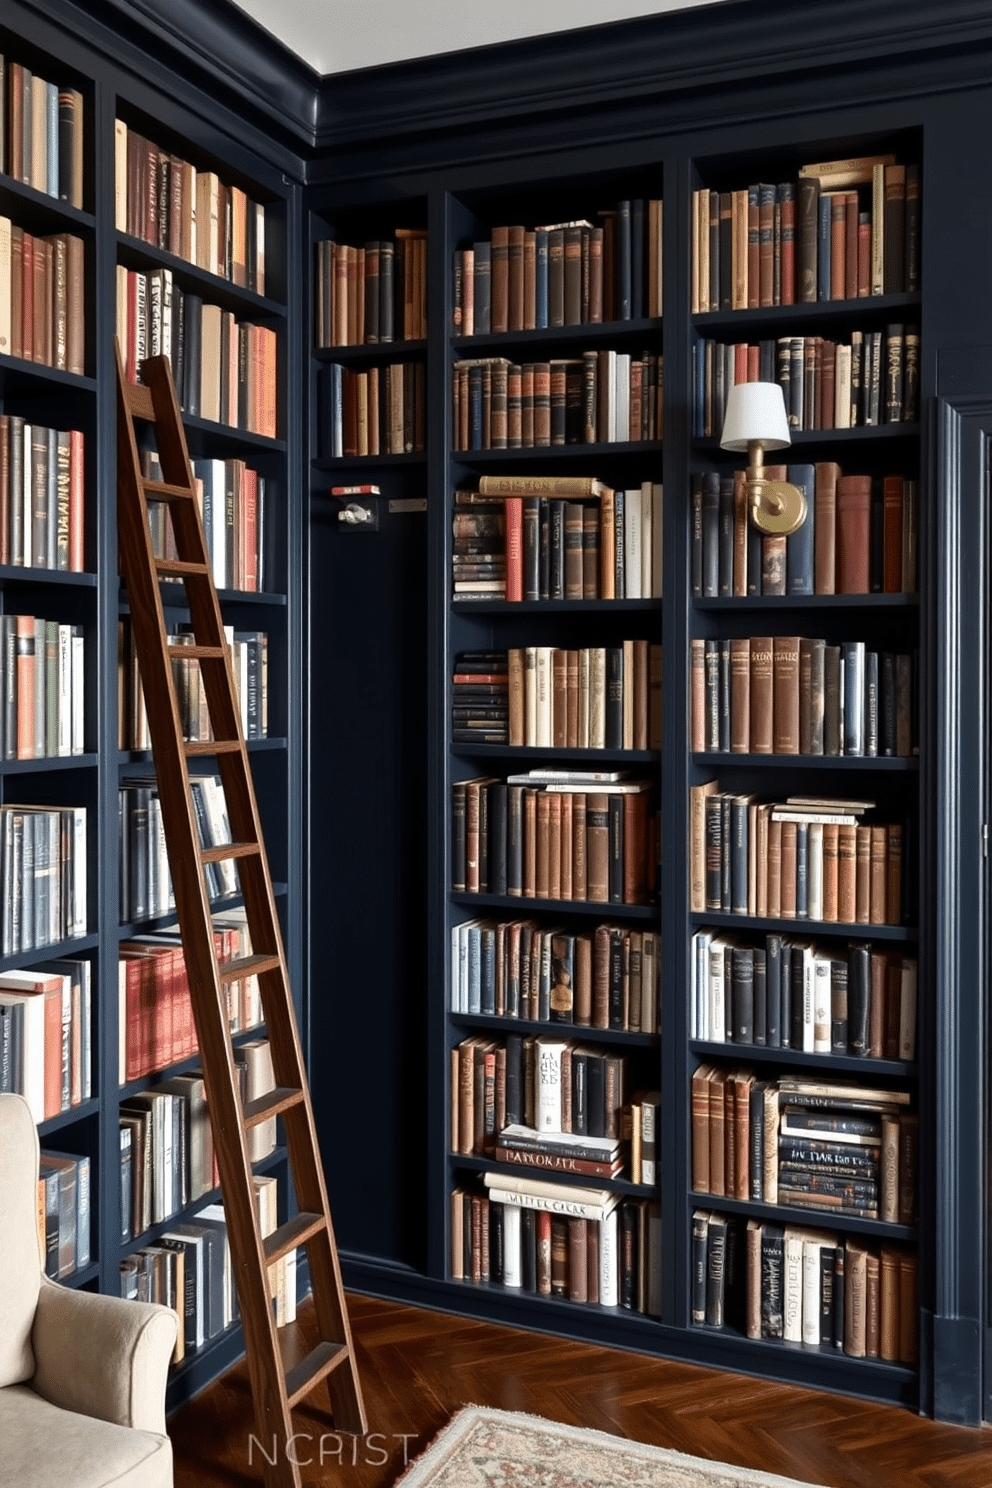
[
  {"xmin": 264, "ymin": 1212, "xmax": 325, "ymax": 1267},
  {"xmin": 125, "ymin": 382, "xmax": 155, "ymax": 420},
  {"xmin": 155, "ymin": 557, "xmax": 210, "ymax": 577},
  {"xmin": 284, "ymin": 1342, "xmax": 351, "ymax": 1410},
  {"xmin": 167, "ymin": 644, "xmax": 226, "ymax": 660},
  {"xmin": 184, "ymin": 739, "xmax": 242, "ymax": 756},
  {"xmin": 217, "ymin": 952, "xmax": 281, "ymax": 984},
  {"xmin": 201, "ymin": 840, "xmax": 260, "ymax": 863},
  {"xmin": 244, "ymin": 1086, "xmax": 305, "ymax": 1129},
  {"xmin": 143, "ymin": 479, "xmax": 196, "ymax": 503}
]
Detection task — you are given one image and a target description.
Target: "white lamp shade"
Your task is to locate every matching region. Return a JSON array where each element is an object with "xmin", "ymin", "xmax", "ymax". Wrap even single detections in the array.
[{"xmin": 720, "ymin": 380, "xmax": 792, "ymax": 452}]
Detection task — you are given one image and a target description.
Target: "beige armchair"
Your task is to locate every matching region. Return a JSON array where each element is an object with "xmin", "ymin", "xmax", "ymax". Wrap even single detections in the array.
[{"xmin": 0, "ymin": 1093, "xmax": 178, "ymax": 1488}]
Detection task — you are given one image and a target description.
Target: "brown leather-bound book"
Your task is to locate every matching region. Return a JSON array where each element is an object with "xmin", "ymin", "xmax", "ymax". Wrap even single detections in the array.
[
  {"xmin": 865, "ymin": 1249, "xmax": 881, "ymax": 1358},
  {"xmin": 734, "ymin": 1071, "xmax": 753, "ymax": 1200},
  {"xmin": 536, "ymin": 1210, "xmax": 553, "ymax": 1295},
  {"xmin": 899, "ymin": 1253, "xmax": 919, "ymax": 1364},
  {"xmin": 33, "ymin": 232, "xmax": 50, "ymax": 367},
  {"xmin": 633, "ymin": 639, "xmax": 649, "ymax": 751},
  {"xmin": 563, "ymin": 225, "xmax": 584, "ymax": 326},
  {"xmin": 689, "ymin": 780, "xmax": 718, "ymax": 913},
  {"xmin": 748, "ymin": 636, "xmax": 774, "ymax": 754},
  {"xmin": 836, "ymin": 475, "xmax": 872, "ymax": 593},
  {"xmin": 837, "ymin": 823, "xmax": 858, "ymax": 922},
  {"xmin": 551, "ymin": 649, "xmax": 567, "ymax": 749},
  {"xmin": 568, "ymin": 1216, "xmax": 589, "ymax": 1303},
  {"xmin": 592, "ymin": 925, "xmax": 611, "ymax": 1029},
  {"xmin": 844, "ymin": 1239, "xmax": 868, "ymax": 1357},
  {"xmin": 883, "ymin": 163, "xmax": 906, "ymax": 295},
  {"xmin": 869, "ymin": 826, "xmax": 888, "ymax": 924},
  {"xmin": 523, "ymin": 787, "xmax": 538, "ymax": 897},
  {"xmin": 507, "ymin": 225, "xmax": 525, "ymax": 332},
  {"xmin": 535, "ymin": 790, "xmax": 551, "ymax": 899},
  {"xmin": 691, "ymin": 1063, "xmax": 713, "ymax": 1193},
  {"xmin": 779, "ymin": 820, "xmax": 797, "ymax": 918},
  {"xmin": 690, "ymin": 639, "xmax": 706, "ymax": 753},
  {"xmin": 772, "ymin": 635, "xmax": 801, "ymax": 754},
  {"xmin": 457, "ymin": 1038, "xmax": 477, "ymax": 1155},
  {"xmin": 723, "ymin": 1072, "xmax": 737, "ymax": 1200},
  {"xmin": 565, "ymin": 649, "xmax": 580, "ymax": 750},
  {"xmin": 844, "ymin": 190, "xmax": 859, "ymax": 299},
  {"xmin": 899, "ymin": 1111, "xmax": 918, "ymax": 1225},
  {"xmin": 813, "ymin": 461, "xmax": 840, "ymax": 594},
  {"xmin": 880, "ymin": 1115, "xmax": 900, "ymax": 1223},
  {"xmin": 586, "ymin": 791, "xmax": 610, "ymax": 904},
  {"xmin": 574, "ymin": 933, "xmax": 592, "ymax": 1026},
  {"xmin": 886, "ymin": 822, "xmax": 902, "ymax": 925},
  {"xmin": 829, "ymin": 191, "xmax": 846, "ymax": 299},
  {"xmin": 489, "ymin": 225, "xmax": 509, "ymax": 334},
  {"xmin": 708, "ymin": 1068, "xmax": 727, "ymax": 1197},
  {"xmin": 623, "ymin": 790, "xmax": 649, "ymax": 906},
  {"xmin": 730, "ymin": 637, "xmax": 751, "ymax": 753},
  {"xmin": 745, "ymin": 1218, "xmax": 763, "ymax": 1338},
  {"xmin": 882, "ymin": 474, "xmax": 904, "ymax": 593},
  {"xmin": 547, "ymin": 792, "xmax": 562, "ymax": 901},
  {"xmin": 588, "ymin": 225, "xmax": 604, "ymax": 324},
  {"xmin": 855, "ymin": 825, "xmax": 871, "ymax": 924},
  {"xmin": 564, "ymin": 503, "xmax": 584, "ymax": 601},
  {"xmin": 49, "ymin": 233, "xmax": 67, "ymax": 373},
  {"xmin": 766, "ymin": 816, "xmax": 783, "ymax": 918},
  {"xmin": 572, "ymin": 793, "xmax": 587, "ymax": 902},
  {"xmin": 533, "ymin": 362, "xmax": 551, "ymax": 446}
]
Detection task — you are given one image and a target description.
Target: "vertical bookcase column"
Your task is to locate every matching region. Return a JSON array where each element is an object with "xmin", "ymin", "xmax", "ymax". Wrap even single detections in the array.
[{"xmin": 928, "ymin": 392, "xmax": 988, "ymax": 1426}]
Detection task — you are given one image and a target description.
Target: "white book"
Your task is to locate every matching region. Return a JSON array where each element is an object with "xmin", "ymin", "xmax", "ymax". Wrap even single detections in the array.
[
  {"xmin": 535, "ymin": 646, "xmax": 553, "ymax": 748},
  {"xmin": 601, "ymin": 350, "xmax": 617, "ymax": 442},
  {"xmin": 615, "ymin": 354, "xmax": 631, "ymax": 441},
  {"xmin": 114, "ymin": 119, "xmax": 128, "ymax": 233},
  {"xmin": 812, "ymin": 952, "xmax": 833, "ymax": 1053},
  {"xmin": 708, "ymin": 934, "xmax": 728, "ymax": 1044},
  {"xmin": 0, "ymin": 980, "xmax": 47, "ymax": 1121},
  {"xmin": 802, "ymin": 1236, "xmax": 830, "ymax": 1346},
  {"xmin": 599, "ymin": 1206, "xmax": 619, "ymax": 1307},
  {"xmin": 651, "ymin": 482, "xmax": 663, "ymax": 598},
  {"xmin": 623, "ymin": 489, "xmax": 641, "ymax": 598},
  {"xmin": 57, "ymin": 623, "xmax": 72, "ymax": 757},
  {"xmin": 500, "ymin": 1124, "xmax": 620, "ymax": 1156},
  {"xmin": 783, "ymin": 1228, "xmax": 805, "ymax": 1344},
  {"xmin": 69, "ymin": 805, "xmax": 87, "ymax": 940},
  {"xmin": 535, "ymin": 1035, "xmax": 567, "ymax": 1132},
  {"xmin": 641, "ymin": 932, "xmax": 658, "ymax": 1035},
  {"xmin": 484, "ymin": 1185, "xmax": 617, "ymax": 1222},
  {"xmin": 524, "ymin": 647, "xmax": 537, "ymax": 748},
  {"xmin": 639, "ymin": 481, "xmax": 653, "ymax": 598},
  {"xmin": 834, "ymin": 342, "xmax": 852, "ymax": 428},
  {"xmin": 22, "ymin": 422, "xmax": 32, "ymax": 568},
  {"xmin": 589, "ymin": 647, "xmax": 606, "ymax": 749},
  {"xmin": 578, "ymin": 648, "xmax": 590, "ymax": 749},
  {"xmin": 483, "ymin": 1169, "xmax": 613, "ymax": 1208},
  {"xmin": 502, "ymin": 1202, "xmax": 522, "ymax": 1288}
]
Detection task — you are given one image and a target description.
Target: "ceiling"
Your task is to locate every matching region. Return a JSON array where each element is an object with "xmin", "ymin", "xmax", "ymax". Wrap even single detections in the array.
[{"xmin": 225, "ymin": 0, "xmax": 725, "ymax": 78}]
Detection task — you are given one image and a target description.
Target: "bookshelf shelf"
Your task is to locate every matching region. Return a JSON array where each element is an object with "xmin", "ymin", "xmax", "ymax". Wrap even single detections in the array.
[
  {"xmin": 0, "ymin": 173, "xmax": 94, "ymax": 230},
  {"xmin": 689, "ymin": 911, "xmax": 916, "ymax": 941},
  {"xmin": 688, "ymin": 1041, "xmax": 917, "ymax": 1079},
  {"xmin": 689, "ymin": 753, "xmax": 918, "ymax": 772},
  {"xmin": 115, "ymin": 233, "xmax": 287, "ymax": 319},
  {"xmin": 452, "ymin": 317, "xmax": 663, "ymax": 353},
  {"xmin": 0, "ymin": 753, "xmax": 99, "ymax": 774},
  {"xmin": 38, "ymin": 1099, "xmax": 101, "ymax": 1136},
  {"xmin": 696, "ymin": 1193, "xmax": 917, "ymax": 1244},
  {"xmin": 314, "ymin": 339, "xmax": 427, "ymax": 363},
  {"xmin": 454, "ymin": 1012, "xmax": 659, "ymax": 1048},
  {"xmin": 0, "ymin": 356, "xmax": 97, "ymax": 397}
]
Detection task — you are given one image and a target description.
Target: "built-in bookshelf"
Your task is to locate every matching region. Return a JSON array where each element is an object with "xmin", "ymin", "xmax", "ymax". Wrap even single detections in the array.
[{"xmin": 1, "ymin": 0, "xmax": 303, "ymax": 1413}]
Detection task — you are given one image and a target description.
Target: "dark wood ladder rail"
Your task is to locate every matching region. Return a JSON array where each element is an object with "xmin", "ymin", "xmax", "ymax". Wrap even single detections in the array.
[{"xmin": 115, "ymin": 345, "xmax": 366, "ymax": 1488}]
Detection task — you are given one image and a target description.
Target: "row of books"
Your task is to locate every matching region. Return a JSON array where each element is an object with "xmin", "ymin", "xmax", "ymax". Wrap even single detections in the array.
[
  {"xmin": 691, "ymin": 466, "xmax": 918, "ymax": 599},
  {"xmin": 0, "ymin": 957, "xmax": 91, "ymax": 1122},
  {"xmin": 115, "ymin": 120, "xmax": 266, "ymax": 294},
  {"xmin": 689, "ymin": 636, "xmax": 916, "ymax": 759},
  {"xmin": 119, "ymin": 919, "xmax": 262, "ymax": 1084},
  {"xmin": 320, "ymin": 360, "xmax": 425, "ymax": 458},
  {"xmin": 690, "ymin": 931, "xmax": 917, "ymax": 1061},
  {"xmin": 690, "ymin": 155, "xmax": 919, "ymax": 314},
  {"xmin": 453, "ymin": 775, "xmax": 657, "ymax": 906},
  {"xmin": 694, "ymin": 326, "xmax": 919, "ymax": 439},
  {"xmin": 452, "ymin": 201, "xmax": 663, "ymax": 334},
  {"xmin": 0, "ymin": 417, "xmax": 86, "ymax": 572},
  {"xmin": 121, "ymin": 1184, "xmax": 297, "ymax": 1366},
  {"xmin": 691, "ymin": 1210, "xmax": 917, "ymax": 1363},
  {"xmin": 119, "ymin": 772, "xmax": 234, "ymax": 925},
  {"xmin": 0, "ymin": 804, "xmax": 87, "ymax": 956},
  {"xmin": 119, "ymin": 622, "xmax": 269, "ymax": 751},
  {"xmin": 1, "ymin": 614, "xmax": 84, "ymax": 760},
  {"xmin": 452, "ymin": 351, "xmax": 664, "ymax": 451},
  {"xmin": 452, "ymin": 916, "xmax": 660, "ymax": 1034},
  {"xmin": 314, "ymin": 231, "xmax": 427, "ymax": 346},
  {"xmin": 452, "ymin": 477, "xmax": 663, "ymax": 602},
  {"xmin": 452, "ymin": 645, "xmax": 662, "ymax": 750},
  {"xmin": 689, "ymin": 788, "xmax": 909, "ymax": 926},
  {"xmin": 0, "ymin": 221, "xmax": 85, "ymax": 373},
  {"xmin": 452, "ymin": 1033, "xmax": 629, "ymax": 1156},
  {"xmin": 451, "ymin": 1175, "xmax": 662, "ymax": 1314},
  {"xmin": 2, "ymin": 60, "xmax": 84, "ymax": 207},
  {"xmin": 116, "ymin": 266, "xmax": 278, "ymax": 437},
  {"xmin": 120, "ymin": 1039, "xmax": 275, "ymax": 1239},
  {"xmin": 38, "ymin": 1149, "xmax": 90, "ymax": 1280},
  {"xmin": 690, "ymin": 1070, "xmax": 917, "ymax": 1222},
  {"xmin": 160, "ymin": 452, "xmax": 268, "ymax": 593}
]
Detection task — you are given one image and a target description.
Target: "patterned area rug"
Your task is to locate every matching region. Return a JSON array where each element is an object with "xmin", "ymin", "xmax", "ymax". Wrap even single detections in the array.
[{"xmin": 394, "ymin": 1406, "xmax": 824, "ymax": 1488}]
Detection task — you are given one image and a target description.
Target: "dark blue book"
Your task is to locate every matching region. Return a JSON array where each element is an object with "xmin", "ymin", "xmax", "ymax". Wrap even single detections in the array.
[
  {"xmin": 779, "ymin": 941, "xmax": 792, "ymax": 1047},
  {"xmin": 731, "ymin": 946, "xmax": 754, "ymax": 1043},
  {"xmin": 730, "ymin": 794, "xmax": 749, "ymax": 914},
  {"xmin": 766, "ymin": 934, "xmax": 782, "ymax": 1047},
  {"xmin": 469, "ymin": 365, "xmax": 484, "ymax": 450},
  {"xmin": 718, "ymin": 476, "xmax": 735, "ymax": 596},
  {"xmin": 630, "ymin": 199, "xmax": 645, "ymax": 319},
  {"xmin": 534, "ymin": 230, "xmax": 549, "ymax": 328},
  {"xmin": 183, "ymin": 293, "xmax": 202, "ymax": 418},
  {"xmin": 753, "ymin": 949, "xmax": 767, "ymax": 1046},
  {"xmin": 795, "ymin": 822, "xmax": 809, "ymax": 918},
  {"xmin": 785, "ymin": 464, "xmax": 816, "ymax": 595},
  {"xmin": 473, "ymin": 241, "xmax": 491, "ymax": 334},
  {"xmin": 817, "ymin": 192, "xmax": 832, "ymax": 301},
  {"xmin": 617, "ymin": 200, "xmax": 632, "ymax": 319},
  {"xmin": 701, "ymin": 471, "xmax": 721, "ymax": 598},
  {"xmin": 691, "ymin": 475, "xmax": 705, "ymax": 597}
]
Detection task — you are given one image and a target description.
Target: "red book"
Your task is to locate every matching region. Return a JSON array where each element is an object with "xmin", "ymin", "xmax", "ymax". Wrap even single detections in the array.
[
  {"xmin": 22, "ymin": 232, "xmax": 35, "ymax": 362},
  {"xmin": 836, "ymin": 474, "xmax": 872, "ymax": 594},
  {"xmin": 504, "ymin": 496, "xmax": 523, "ymax": 602},
  {"xmin": 69, "ymin": 429, "xmax": 85, "ymax": 571},
  {"xmin": 242, "ymin": 467, "xmax": 258, "ymax": 592}
]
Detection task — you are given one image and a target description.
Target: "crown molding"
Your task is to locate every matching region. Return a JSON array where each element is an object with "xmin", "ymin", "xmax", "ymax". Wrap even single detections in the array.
[{"xmin": 310, "ymin": 0, "xmax": 992, "ymax": 150}]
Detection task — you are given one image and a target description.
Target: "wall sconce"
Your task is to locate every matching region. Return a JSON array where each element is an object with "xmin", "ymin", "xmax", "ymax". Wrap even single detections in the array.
[{"xmin": 719, "ymin": 381, "xmax": 808, "ymax": 536}]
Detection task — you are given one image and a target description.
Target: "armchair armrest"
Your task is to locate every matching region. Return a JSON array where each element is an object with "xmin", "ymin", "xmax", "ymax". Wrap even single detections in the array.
[{"xmin": 31, "ymin": 1276, "xmax": 178, "ymax": 1434}]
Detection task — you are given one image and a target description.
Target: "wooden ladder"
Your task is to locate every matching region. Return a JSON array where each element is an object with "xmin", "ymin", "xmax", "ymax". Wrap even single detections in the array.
[{"xmin": 115, "ymin": 345, "xmax": 366, "ymax": 1487}]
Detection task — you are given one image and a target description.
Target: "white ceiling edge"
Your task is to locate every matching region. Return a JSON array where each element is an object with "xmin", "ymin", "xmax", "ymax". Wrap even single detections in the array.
[{"xmin": 226, "ymin": 0, "xmax": 727, "ymax": 78}]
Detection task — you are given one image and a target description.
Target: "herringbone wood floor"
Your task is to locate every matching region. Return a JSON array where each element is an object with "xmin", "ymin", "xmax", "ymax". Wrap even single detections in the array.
[{"xmin": 169, "ymin": 1293, "xmax": 992, "ymax": 1487}]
